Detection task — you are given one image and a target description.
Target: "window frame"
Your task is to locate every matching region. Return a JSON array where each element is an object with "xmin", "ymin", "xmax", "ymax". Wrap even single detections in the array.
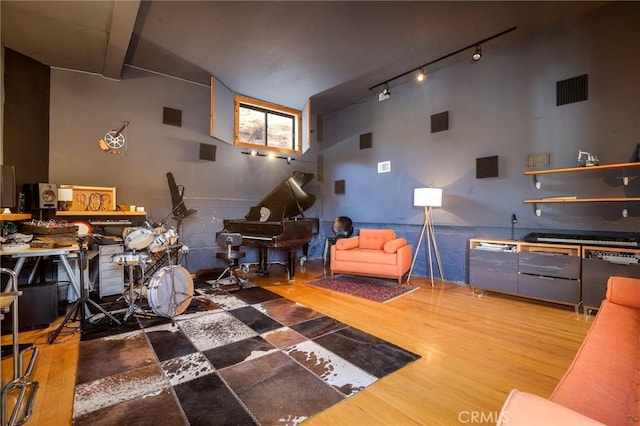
[{"xmin": 234, "ymin": 94, "xmax": 302, "ymax": 155}]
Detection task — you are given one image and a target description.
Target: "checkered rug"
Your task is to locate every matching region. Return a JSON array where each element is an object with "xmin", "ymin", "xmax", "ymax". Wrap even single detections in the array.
[{"xmin": 73, "ymin": 284, "xmax": 420, "ymax": 425}]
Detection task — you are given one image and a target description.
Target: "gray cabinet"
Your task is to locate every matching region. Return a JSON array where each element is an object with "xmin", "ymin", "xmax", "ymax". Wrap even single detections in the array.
[
  {"xmin": 581, "ymin": 246, "xmax": 640, "ymax": 309},
  {"xmin": 469, "ymin": 239, "xmax": 581, "ymax": 307},
  {"xmin": 97, "ymin": 244, "xmax": 124, "ymax": 298}
]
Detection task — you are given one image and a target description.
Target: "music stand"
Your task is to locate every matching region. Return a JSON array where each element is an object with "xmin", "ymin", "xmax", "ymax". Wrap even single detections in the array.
[{"xmin": 48, "ymin": 239, "xmax": 121, "ymax": 344}]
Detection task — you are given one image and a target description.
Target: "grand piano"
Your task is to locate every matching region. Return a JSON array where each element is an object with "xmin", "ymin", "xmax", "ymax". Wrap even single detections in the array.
[{"xmin": 223, "ymin": 171, "xmax": 317, "ymax": 280}]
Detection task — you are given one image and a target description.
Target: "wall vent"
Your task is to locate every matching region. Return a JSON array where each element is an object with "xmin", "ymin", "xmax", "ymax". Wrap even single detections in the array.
[
  {"xmin": 527, "ymin": 153, "xmax": 551, "ymax": 168},
  {"xmin": 556, "ymin": 74, "xmax": 588, "ymax": 106}
]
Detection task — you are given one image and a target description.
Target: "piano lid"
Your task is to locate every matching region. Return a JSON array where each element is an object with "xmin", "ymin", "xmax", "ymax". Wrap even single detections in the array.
[{"xmin": 249, "ymin": 171, "xmax": 316, "ymax": 219}]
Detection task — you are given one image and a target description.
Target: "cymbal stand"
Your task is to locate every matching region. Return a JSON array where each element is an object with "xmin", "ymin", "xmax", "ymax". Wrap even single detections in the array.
[{"xmin": 48, "ymin": 239, "xmax": 121, "ymax": 344}]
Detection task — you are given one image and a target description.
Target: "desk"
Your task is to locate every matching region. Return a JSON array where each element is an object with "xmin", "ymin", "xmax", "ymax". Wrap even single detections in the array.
[{"xmin": 0, "ymin": 246, "xmax": 86, "ymax": 316}]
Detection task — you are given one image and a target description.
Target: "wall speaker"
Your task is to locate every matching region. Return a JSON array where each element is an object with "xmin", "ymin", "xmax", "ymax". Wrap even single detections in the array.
[
  {"xmin": 335, "ymin": 179, "xmax": 346, "ymax": 194},
  {"xmin": 163, "ymin": 107, "xmax": 182, "ymax": 127},
  {"xmin": 37, "ymin": 183, "xmax": 57, "ymax": 209},
  {"xmin": 199, "ymin": 143, "xmax": 216, "ymax": 161},
  {"xmin": 0, "ymin": 165, "xmax": 16, "ymax": 208},
  {"xmin": 360, "ymin": 132, "xmax": 372, "ymax": 150},
  {"xmin": 476, "ymin": 155, "xmax": 499, "ymax": 179}
]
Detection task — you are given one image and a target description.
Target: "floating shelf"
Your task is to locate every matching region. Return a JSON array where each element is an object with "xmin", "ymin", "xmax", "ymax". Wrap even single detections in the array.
[{"xmin": 525, "ymin": 162, "xmax": 640, "ymax": 188}]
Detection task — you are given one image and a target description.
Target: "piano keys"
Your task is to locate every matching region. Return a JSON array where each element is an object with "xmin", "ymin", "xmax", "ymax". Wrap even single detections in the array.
[{"xmin": 223, "ymin": 171, "xmax": 317, "ymax": 280}]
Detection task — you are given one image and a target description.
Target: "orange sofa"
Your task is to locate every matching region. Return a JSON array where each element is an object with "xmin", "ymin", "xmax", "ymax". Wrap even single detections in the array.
[
  {"xmin": 498, "ymin": 276, "xmax": 640, "ymax": 425},
  {"xmin": 330, "ymin": 228, "xmax": 412, "ymax": 285}
]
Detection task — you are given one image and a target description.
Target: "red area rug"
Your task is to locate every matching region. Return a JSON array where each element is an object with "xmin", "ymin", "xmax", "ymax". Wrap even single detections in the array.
[{"xmin": 305, "ymin": 274, "xmax": 419, "ymax": 303}]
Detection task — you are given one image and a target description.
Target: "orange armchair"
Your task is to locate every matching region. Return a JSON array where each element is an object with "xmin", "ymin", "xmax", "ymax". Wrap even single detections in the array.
[{"xmin": 330, "ymin": 229, "xmax": 412, "ymax": 284}]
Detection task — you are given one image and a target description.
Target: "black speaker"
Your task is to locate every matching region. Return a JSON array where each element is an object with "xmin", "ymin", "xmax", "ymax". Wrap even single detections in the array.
[
  {"xmin": 0, "ymin": 165, "xmax": 16, "ymax": 208},
  {"xmin": 1, "ymin": 282, "xmax": 58, "ymax": 332}
]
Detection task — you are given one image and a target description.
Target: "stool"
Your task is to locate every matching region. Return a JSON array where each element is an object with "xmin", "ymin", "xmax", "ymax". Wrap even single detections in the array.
[
  {"xmin": 212, "ymin": 232, "xmax": 249, "ymax": 288},
  {"xmin": 1, "ymin": 268, "xmax": 39, "ymax": 426}
]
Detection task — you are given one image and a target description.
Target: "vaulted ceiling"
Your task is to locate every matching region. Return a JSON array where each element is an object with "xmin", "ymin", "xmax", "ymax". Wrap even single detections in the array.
[{"xmin": 1, "ymin": 1, "xmax": 608, "ymax": 115}]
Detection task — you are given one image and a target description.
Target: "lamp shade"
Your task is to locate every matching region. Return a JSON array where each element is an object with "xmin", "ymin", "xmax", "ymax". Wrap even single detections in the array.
[
  {"xmin": 58, "ymin": 188, "xmax": 73, "ymax": 202},
  {"xmin": 414, "ymin": 187, "xmax": 442, "ymax": 207}
]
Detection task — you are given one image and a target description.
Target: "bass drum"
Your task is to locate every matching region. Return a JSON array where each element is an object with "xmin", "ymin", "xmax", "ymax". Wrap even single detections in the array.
[{"xmin": 147, "ymin": 265, "xmax": 193, "ymax": 318}]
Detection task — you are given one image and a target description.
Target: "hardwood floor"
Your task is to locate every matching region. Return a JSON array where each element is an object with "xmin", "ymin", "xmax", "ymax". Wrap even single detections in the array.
[{"xmin": 2, "ymin": 260, "xmax": 593, "ymax": 425}]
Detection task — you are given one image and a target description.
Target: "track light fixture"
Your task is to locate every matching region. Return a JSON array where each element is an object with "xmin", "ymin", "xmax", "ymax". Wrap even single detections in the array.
[
  {"xmin": 472, "ymin": 45, "xmax": 482, "ymax": 62},
  {"xmin": 241, "ymin": 151, "xmax": 296, "ymax": 164},
  {"xmin": 416, "ymin": 69, "xmax": 426, "ymax": 82},
  {"xmin": 369, "ymin": 26, "xmax": 516, "ymax": 95}
]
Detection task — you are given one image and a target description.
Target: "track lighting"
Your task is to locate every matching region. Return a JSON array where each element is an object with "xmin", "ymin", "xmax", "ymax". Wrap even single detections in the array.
[
  {"xmin": 369, "ymin": 26, "xmax": 516, "ymax": 94},
  {"xmin": 472, "ymin": 45, "xmax": 482, "ymax": 62},
  {"xmin": 241, "ymin": 151, "xmax": 296, "ymax": 164},
  {"xmin": 416, "ymin": 69, "xmax": 426, "ymax": 82},
  {"xmin": 378, "ymin": 84, "xmax": 391, "ymax": 102}
]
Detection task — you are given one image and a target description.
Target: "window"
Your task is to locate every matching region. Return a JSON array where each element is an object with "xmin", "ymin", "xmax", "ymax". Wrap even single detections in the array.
[{"xmin": 234, "ymin": 95, "xmax": 301, "ymax": 155}]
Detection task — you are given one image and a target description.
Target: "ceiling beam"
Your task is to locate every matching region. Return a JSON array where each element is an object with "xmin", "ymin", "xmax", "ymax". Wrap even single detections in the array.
[{"xmin": 103, "ymin": 0, "xmax": 140, "ymax": 79}]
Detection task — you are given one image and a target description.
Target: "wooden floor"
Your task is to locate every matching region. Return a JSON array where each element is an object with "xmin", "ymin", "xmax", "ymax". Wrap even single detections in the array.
[{"xmin": 2, "ymin": 260, "xmax": 593, "ymax": 425}]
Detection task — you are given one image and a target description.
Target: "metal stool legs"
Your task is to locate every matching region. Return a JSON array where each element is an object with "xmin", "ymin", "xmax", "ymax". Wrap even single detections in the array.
[{"xmin": 1, "ymin": 268, "xmax": 39, "ymax": 426}]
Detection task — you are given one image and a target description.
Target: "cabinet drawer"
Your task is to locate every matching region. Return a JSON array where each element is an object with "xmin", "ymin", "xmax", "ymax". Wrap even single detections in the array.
[
  {"xmin": 100, "ymin": 268, "xmax": 123, "ymax": 279},
  {"xmin": 518, "ymin": 274, "xmax": 580, "ymax": 305},
  {"xmin": 518, "ymin": 252, "xmax": 580, "ymax": 279},
  {"xmin": 99, "ymin": 244, "xmax": 124, "ymax": 256},
  {"xmin": 98, "ymin": 280, "xmax": 124, "ymax": 297},
  {"xmin": 469, "ymin": 250, "xmax": 518, "ymax": 293}
]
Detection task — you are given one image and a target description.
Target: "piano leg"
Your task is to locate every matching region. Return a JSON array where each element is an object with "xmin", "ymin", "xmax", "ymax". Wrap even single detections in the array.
[
  {"xmin": 287, "ymin": 249, "xmax": 297, "ymax": 281},
  {"xmin": 256, "ymin": 247, "xmax": 270, "ymax": 276}
]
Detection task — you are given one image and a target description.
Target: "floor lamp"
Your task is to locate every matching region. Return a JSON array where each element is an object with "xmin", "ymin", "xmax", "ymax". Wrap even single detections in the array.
[{"xmin": 408, "ymin": 187, "xmax": 444, "ymax": 287}]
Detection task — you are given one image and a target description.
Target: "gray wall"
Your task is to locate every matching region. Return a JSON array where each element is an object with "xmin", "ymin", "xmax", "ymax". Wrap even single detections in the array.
[
  {"xmin": 319, "ymin": 3, "xmax": 640, "ymax": 282},
  {"xmin": 49, "ymin": 66, "xmax": 321, "ymax": 272},
  {"xmin": 46, "ymin": 3, "xmax": 640, "ymax": 283}
]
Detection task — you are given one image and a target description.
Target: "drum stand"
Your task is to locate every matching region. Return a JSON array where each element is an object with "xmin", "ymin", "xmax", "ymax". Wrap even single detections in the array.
[
  {"xmin": 165, "ymin": 245, "xmax": 193, "ymax": 323},
  {"xmin": 123, "ymin": 258, "xmax": 147, "ymax": 321},
  {"xmin": 48, "ymin": 239, "xmax": 121, "ymax": 344}
]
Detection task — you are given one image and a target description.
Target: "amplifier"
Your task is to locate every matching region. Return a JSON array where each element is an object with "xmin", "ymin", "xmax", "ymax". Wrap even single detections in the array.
[{"xmin": 1, "ymin": 282, "xmax": 58, "ymax": 332}]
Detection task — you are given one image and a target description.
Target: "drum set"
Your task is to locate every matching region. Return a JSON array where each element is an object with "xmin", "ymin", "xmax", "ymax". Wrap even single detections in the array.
[{"xmin": 112, "ymin": 223, "xmax": 193, "ymax": 321}]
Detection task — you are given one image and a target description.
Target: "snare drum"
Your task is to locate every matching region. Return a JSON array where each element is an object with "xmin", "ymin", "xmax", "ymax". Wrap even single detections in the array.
[
  {"xmin": 124, "ymin": 227, "xmax": 155, "ymax": 250},
  {"xmin": 147, "ymin": 265, "xmax": 193, "ymax": 318},
  {"xmin": 148, "ymin": 228, "xmax": 179, "ymax": 253},
  {"xmin": 112, "ymin": 252, "xmax": 150, "ymax": 265}
]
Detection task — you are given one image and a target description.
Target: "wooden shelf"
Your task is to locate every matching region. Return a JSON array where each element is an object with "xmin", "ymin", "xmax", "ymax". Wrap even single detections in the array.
[
  {"xmin": 0, "ymin": 213, "xmax": 32, "ymax": 221},
  {"xmin": 525, "ymin": 197, "xmax": 640, "ymax": 204},
  {"xmin": 56, "ymin": 211, "xmax": 146, "ymax": 216},
  {"xmin": 524, "ymin": 162, "xmax": 640, "ymax": 176}
]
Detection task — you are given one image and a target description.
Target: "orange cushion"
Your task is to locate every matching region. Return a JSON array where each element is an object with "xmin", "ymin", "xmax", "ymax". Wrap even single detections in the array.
[
  {"xmin": 358, "ymin": 229, "xmax": 396, "ymax": 250},
  {"xmin": 335, "ymin": 236, "xmax": 359, "ymax": 250},
  {"xmin": 383, "ymin": 238, "xmax": 408, "ymax": 254}
]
